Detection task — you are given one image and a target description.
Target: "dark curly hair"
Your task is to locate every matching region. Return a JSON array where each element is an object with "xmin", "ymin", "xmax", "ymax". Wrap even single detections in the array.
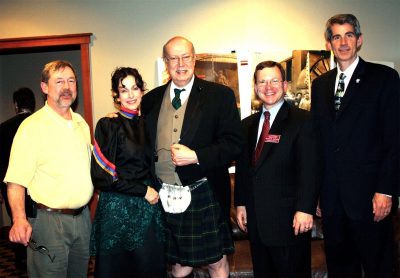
[{"xmin": 111, "ymin": 67, "xmax": 146, "ymax": 105}]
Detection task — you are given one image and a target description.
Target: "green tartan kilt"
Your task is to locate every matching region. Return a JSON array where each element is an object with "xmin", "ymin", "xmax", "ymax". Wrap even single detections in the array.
[{"xmin": 164, "ymin": 181, "xmax": 234, "ymax": 266}]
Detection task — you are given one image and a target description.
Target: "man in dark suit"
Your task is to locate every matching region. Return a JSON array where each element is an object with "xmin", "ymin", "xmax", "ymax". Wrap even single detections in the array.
[
  {"xmin": 0, "ymin": 87, "xmax": 35, "ymax": 270},
  {"xmin": 235, "ymin": 60, "xmax": 320, "ymax": 277},
  {"xmin": 141, "ymin": 36, "xmax": 243, "ymax": 278},
  {"xmin": 311, "ymin": 14, "xmax": 400, "ymax": 277}
]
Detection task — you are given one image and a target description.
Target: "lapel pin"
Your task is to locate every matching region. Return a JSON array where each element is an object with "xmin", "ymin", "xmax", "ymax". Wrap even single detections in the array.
[{"xmin": 356, "ymin": 79, "xmax": 360, "ymax": 83}]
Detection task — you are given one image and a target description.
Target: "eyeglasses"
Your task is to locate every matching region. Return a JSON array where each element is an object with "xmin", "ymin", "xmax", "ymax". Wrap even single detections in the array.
[
  {"xmin": 28, "ymin": 239, "xmax": 56, "ymax": 262},
  {"xmin": 256, "ymin": 79, "xmax": 282, "ymax": 88},
  {"xmin": 164, "ymin": 55, "xmax": 194, "ymax": 65}
]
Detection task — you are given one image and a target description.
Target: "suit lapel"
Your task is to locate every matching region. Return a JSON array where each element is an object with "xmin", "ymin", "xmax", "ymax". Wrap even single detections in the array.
[
  {"xmin": 253, "ymin": 102, "xmax": 289, "ymax": 171},
  {"xmin": 146, "ymin": 83, "xmax": 169, "ymax": 148},
  {"xmin": 324, "ymin": 69, "xmax": 337, "ymax": 119},
  {"xmin": 248, "ymin": 112, "xmax": 261, "ymax": 160},
  {"xmin": 336, "ymin": 59, "xmax": 366, "ymax": 118},
  {"xmin": 180, "ymin": 77, "xmax": 205, "ymax": 145}
]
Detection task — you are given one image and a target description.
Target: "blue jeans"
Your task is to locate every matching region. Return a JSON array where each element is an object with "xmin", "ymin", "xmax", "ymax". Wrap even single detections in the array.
[{"xmin": 28, "ymin": 207, "xmax": 91, "ymax": 278}]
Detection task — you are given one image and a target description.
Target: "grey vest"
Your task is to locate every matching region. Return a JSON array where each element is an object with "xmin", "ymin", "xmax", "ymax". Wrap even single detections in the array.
[{"xmin": 155, "ymin": 85, "xmax": 188, "ymax": 185}]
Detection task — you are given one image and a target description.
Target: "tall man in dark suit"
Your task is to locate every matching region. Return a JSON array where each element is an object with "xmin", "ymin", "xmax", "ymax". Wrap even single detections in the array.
[
  {"xmin": 235, "ymin": 61, "xmax": 320, "ymax": 277},
  {"xmin": 141, "ymin": 36, "xmax": 243, "ymax": 278},
  {"xmin": 311, "ymin": 14, "xmax": 400, "ymax": 277},
  {"xmin": 0, "ymin": 87, "xmax": 35, "ymax": 270}
]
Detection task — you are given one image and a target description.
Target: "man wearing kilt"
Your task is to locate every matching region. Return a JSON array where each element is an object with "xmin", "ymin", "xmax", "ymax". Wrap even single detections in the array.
[{"xmin": 141, "ymin": 36, "xmax": 243, "ymax": 278}]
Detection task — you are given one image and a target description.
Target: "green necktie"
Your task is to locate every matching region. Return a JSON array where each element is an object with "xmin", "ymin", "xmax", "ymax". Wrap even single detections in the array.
[{"xmin": 172, "ymin": 88, "xmax": 185, "ymax": 109}]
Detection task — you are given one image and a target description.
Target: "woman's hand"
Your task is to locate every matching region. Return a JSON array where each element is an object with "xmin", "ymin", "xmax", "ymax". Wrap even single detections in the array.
[{"xmin": 144, "ymin": 186, "xmax": 159, "ymax": 205}]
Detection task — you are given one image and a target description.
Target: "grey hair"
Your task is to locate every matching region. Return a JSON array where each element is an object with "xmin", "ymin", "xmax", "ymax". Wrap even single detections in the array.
[{"xmin": 325, "ymin": 14, "xmax": 362, "ymax": 41}]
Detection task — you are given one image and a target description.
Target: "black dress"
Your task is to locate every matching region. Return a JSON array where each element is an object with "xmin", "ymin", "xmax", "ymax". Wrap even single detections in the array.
[{"xmin": 90, "ymin": 108, "xmax": 166, "ymax": 278}]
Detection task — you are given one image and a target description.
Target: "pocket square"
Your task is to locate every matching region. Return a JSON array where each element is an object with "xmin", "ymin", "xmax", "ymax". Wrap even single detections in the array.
[{"xmin": 265, "ymin": 134, "xmax": 281, "ymax": 143}]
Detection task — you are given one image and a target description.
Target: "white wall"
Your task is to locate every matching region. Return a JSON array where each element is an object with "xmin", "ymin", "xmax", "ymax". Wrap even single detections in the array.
[{"xmin": 1, "ymin": 0, "xmax": 399, "ymax": 126}]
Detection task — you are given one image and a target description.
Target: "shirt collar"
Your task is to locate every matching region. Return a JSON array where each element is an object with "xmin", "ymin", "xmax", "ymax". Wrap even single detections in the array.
[
  {"xmin": 337, "ymin": 56, "xmax": 359, "ymax": 79},
  {"xmin": 170, "ymin": 75, "xmax": 195, "ymax": 105},
  {"xmin": 119, "ymin": 106, "xmax": 139, "ymax": 119},
  {"xmin": 335, "ymin": 56, "xmax": 359, "ymax": 93},
  {"xmin": 44, "ymin": 101, "xmax": 83, "ymax": 127},
  {"xmin": 171, "ymin": 75, "xmax": 195, "ymax": 92},
  {"xmin": 17, "ymin": 109, "xmax": 32, "ymax": 115},
  {"xmin": 261, "ymin": 99, "xmax": 284, "ymax": 126}
]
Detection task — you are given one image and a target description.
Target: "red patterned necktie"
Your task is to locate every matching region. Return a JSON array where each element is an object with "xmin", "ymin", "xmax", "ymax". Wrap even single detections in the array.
[{"xmin": 253, "ymin": 111, "xmax": 270, "ymax": 164}]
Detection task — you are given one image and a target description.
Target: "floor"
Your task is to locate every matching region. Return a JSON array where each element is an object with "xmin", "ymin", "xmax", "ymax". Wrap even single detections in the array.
[
  {"xmin": 0, "ymin": 226, "xmax": 95, "ymax": 278},
  {"xmin": 0, "ymin": 238, "xmax": 28, "ymax": 278},
  {"xmin": 0, "ymin": 225, "xmax": 325, "ymax": 278},
  {"xmin": 4, "ymin": 221, "xmax": 400, "ymax": 278}
]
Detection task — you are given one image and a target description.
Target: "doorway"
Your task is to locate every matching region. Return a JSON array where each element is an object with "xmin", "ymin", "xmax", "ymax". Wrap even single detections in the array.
[{"xmin": 0, "ymin": 33, "xmax": 94, "ymax": 134}]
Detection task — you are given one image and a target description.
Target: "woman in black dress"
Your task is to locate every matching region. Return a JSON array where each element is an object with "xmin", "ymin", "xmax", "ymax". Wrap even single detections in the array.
[{"xmin": 90, "ymin": 67, "xmax": 166, "ymax": 277}]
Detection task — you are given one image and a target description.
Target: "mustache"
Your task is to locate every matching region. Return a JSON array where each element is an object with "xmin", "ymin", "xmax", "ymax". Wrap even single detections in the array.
[{"xmin": 61, "ymin": 89, "xmax": 73, "ymax": 96}]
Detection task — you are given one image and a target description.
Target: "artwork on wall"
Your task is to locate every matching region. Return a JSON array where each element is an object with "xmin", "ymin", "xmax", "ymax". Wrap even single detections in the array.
[
  {"xmin": 194, "ymin": 53, "xmax": 240, "ymax": 109},
  {"xmin": 281, "ymin": 50, "xmax": 333, "ymax": 112}
]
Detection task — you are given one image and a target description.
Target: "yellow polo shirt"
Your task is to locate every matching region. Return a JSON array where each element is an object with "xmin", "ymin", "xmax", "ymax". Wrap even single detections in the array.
[{"xmin": 4, "ymin": 103, "xmax": 93, "ymax": 209}]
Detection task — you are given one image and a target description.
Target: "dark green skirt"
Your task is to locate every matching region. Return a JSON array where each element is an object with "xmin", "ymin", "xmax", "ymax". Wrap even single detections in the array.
[
  {"xmin": 90, "ymin": 191, "xmax": 165, "ymax": 255},
  {"xmin": 164, "ymin": 181, "xmax": 234, "ymax": 266}
]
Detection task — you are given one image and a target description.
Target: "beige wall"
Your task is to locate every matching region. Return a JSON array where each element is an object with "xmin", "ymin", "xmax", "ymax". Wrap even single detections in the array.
[{"xmin": 1, "ymin": 0, "xmax": 399, "ymax": 126}]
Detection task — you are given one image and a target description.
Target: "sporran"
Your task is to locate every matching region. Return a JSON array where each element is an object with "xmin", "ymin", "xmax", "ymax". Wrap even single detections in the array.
[{"xmin": 159, "ymin": 183, "xmax": 191, "ymax": 214}]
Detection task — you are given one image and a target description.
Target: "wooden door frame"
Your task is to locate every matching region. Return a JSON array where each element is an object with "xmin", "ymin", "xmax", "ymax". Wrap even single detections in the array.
[{"xmin": 0, "ymin": 33, "xmax": 94, "ymax": 137}]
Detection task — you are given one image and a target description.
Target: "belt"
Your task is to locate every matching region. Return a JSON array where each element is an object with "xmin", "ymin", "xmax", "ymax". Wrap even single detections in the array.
[
  {"xmin": 36, "ymin": 203, "xmax": 86, "ymax": 216},
  {"xmin": 186, "ymin": 177, "xmax": 207, "ymax": 191},
  {"xmin": 158, "ymin": 177, "xmax": 207, "ymax": 191}
]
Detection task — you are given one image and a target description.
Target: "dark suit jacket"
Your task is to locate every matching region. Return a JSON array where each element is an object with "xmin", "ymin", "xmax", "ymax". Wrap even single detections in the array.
[
  {"xmin": 0, "ymin": 113, "xmax": 32, "ymax": 181},
  {"xmin": 141, "ymin": 77, "xmax": 243, "ymax": 219},
  {"xmin": 311, "ymin": 58, "xmax": 400, "ymax": 220},
  {"xmin": 0, "ymin": 112, "xmax": 32, "ymax": 215},
  {"xmin": 235, "ymin": 102, "xmax": 320, "ymax": 246}
]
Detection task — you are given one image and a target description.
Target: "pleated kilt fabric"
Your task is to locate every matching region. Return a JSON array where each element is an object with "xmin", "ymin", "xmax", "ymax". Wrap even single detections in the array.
[{"xmin": 164, "ymin": 181, "xmax": 234, "ymax": 266}]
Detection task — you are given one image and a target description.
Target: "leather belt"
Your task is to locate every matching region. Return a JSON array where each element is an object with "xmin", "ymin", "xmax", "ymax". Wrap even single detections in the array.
[
  {"xmin": 186, "ymin": 177, "xmax": 207, "ymax": 191},
  {"xmin": 36, "ymin": 203, "xmax": 86, "ymax": 216},
  {"xmin": 157, "ymin": 177, "xmax": 207, "ymax": 191}
]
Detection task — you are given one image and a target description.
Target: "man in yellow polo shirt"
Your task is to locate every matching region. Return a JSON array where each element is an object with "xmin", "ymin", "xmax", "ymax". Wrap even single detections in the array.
[{"xmin": 4, "ymin": 60, "xmax": 93, "ymax": 277}]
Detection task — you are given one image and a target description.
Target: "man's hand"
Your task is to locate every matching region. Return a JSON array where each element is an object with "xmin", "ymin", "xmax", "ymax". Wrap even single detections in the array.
[
  {"xmin": 293, "ymin": 211, "xmax": 313, "ymax": 235},
  {"xmin": 373, "ymin": 192, "xmax": 392, "ymax": 222},
  {"xmin": 236, "ymin": 206, "xmax": 248, "ymax": 233},
  {"xmin": 9, "ymin": 218, "xmax": 32, "ymax": 246},
  {"xmin": 170, "ymin": 144, "xmax": 198, "ymax": 166},
  {"xmin": 7, "ymin": 183, "xmax": 31, "ymax": 246},
  {"xmin": 144, "ymin": 186, "xmax": 159, "ymax": 205}
]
